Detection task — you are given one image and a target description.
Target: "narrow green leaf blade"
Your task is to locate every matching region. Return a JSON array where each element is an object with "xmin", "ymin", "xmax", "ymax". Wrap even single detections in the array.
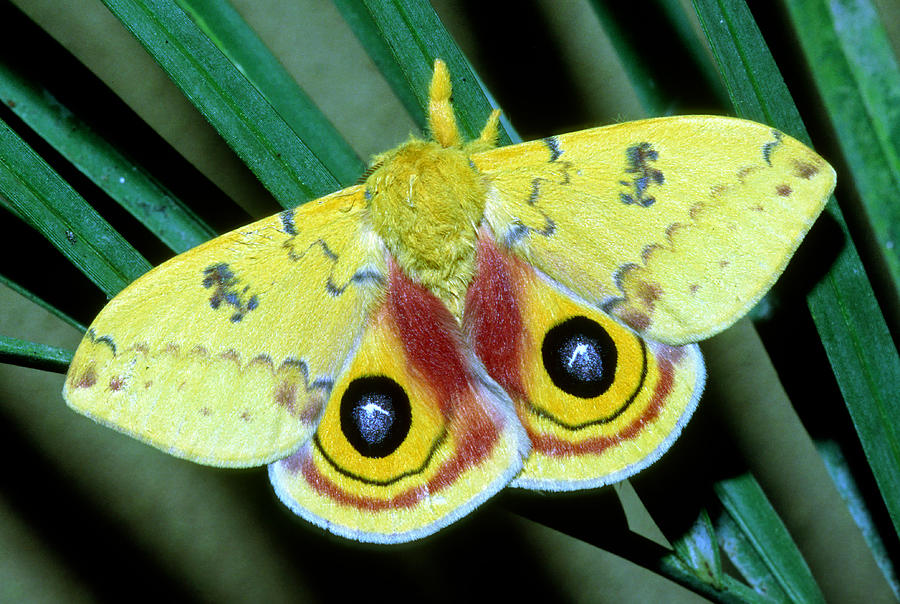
[
  {"xmin": 333, "ymin": 0, "xmax": 517, "ymax": 145},
  {"xmin": 785, "ymin": 0, "xmax": 900, "ymax": 307},
  {"xmin": 102, "ymin": 0, "xmax": 340, "ymax": 208},
  {"xmin": 176, "ymin": 0, "xmax": 364, "ymax": 186},
  {"xmin": 816, "ymin": 439, "xmax": 900, "ymax": 598},
  {"xmin": 659, "ymin": 555, "xmax": 770, "ymax": 604},
  {"xmin": 0, "ymin": 60, "xmax": 215, "ymax": 254},
  {"xmin": 716, "ymin": 503, "xmax": 790, "ymax": 600},
  {"xmin": 693, "ymin": 0, "xmax": 800, "ymax": 128},
  {"xmin": 0, "ymin": 335, "xmax": 73, "ymax": 373},
  {"xmin": 587, "ymin": 0, "xmax": 731, "ymax": 116},
  {"xmin": 694, "ymin": 0, "xmax": 900, "ymax": 543},
  {"xmin": 0, "ymin": 117, "xmax": 150, "ymax": 297},
  {"xmin": 333, "ymin": 0, "xmax": 424, "ymax": 126},
  {"xmin": 716, "ymin": 475, "xmax": 826, "ymax": 603}
]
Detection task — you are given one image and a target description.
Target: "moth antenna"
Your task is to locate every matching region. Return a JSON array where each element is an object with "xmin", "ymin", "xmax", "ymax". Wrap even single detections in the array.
[
  {"xmin": 428, "ymin": 59, "xmax": 461, "ymax": 148},
  {"xmin": 356, "ymin": 160, "xmax": 383, "ymax": 184},
  {"xmin": 477, "ymin": 109, "xmax": 501, "ymax": 147}
]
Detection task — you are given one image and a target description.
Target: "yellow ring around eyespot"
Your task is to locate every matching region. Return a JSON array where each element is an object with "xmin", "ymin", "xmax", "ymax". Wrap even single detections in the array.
[
  {"xmin": 313, "ymin": 316, "xmax": 446, "ymax": 485},
  {"xmin": 526, "ymin": 337, "xmax": 647, "ymax": 429},
  {"xmin": 519, "ymin": 280, "xmax": 647, "ymax": 426},
  {"xmin": 525, "ymin": 355, "xmax": 664, "ymax": 441}
]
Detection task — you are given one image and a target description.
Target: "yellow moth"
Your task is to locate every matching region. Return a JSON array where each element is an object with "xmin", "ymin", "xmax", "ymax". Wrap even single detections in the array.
[{"xmin": 64, "ymin": 60, "xmax": 835, "ymax": 543}]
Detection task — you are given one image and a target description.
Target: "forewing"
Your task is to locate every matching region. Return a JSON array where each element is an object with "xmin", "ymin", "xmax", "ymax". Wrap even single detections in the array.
[
  {"xmin": 473, "ymin": 116, "xmax": 835, "ymax": 344},
  {"xmin": 64, "ymin": 186, "xmax": 388, "ymax": 467}
]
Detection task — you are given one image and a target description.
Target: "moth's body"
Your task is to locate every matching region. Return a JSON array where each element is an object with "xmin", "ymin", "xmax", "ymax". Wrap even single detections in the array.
[
  {"xmin": 366, "ymin": 141, "xmax": 485, "ymax": 316},
  {"xmin": 366, "ymin": 67, "xmax": 498, "ymax": 316},
  {"xmin": 63, "ymin": 60, "xmax": 835, "ymax": 544}
]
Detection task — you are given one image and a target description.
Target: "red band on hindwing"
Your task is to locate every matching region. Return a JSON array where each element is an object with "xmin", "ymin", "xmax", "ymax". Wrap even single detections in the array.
[
  {"xmin": 464, "ymin": 235, "xmax": 680, "ymax": 459},
  {"xmin": 290, "ymin": 404, "xmax": 499, "ymax": 511},
  {"xmin": 464, "ymin": 235, "xmax": 526, "ymax": 398},
  {"xmin": 388, "ymin": 264, "xmax": 468, "ymax": 408}
]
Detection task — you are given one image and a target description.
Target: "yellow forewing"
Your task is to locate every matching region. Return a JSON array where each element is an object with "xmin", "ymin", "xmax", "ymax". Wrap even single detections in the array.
[
  {"xmin": 474, "ymin": 116, "xmax": 835, "ymax": 344},
  {"xmin": 64, "ymin": 187, "xmax": 387, "ymax": 467}
]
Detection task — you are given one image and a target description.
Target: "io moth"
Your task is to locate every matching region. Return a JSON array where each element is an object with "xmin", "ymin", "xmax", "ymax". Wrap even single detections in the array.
[{"xmin": 64, "ymin": 60, "xmax": 835, "ymax": 543}]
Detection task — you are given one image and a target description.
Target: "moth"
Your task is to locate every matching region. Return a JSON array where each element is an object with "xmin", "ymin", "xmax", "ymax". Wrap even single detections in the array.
[{"xmin": 64, "ymin": 60, "xmax": 835, "ymax": 543}]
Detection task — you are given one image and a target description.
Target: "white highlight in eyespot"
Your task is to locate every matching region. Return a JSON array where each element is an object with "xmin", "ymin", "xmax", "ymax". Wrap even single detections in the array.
[{"xmin": 568, "ymin": 343, "xmax": 590, "ymax": 368}]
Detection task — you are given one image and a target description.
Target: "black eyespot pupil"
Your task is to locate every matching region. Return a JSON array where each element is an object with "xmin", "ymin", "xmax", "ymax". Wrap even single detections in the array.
[
  {"xmin": 542, "ymin": 316, "xmax": 617, "ymax": 398},
  {"xmin": 340, "ymin": 376, "xmax": 411, "ymax": 458}
]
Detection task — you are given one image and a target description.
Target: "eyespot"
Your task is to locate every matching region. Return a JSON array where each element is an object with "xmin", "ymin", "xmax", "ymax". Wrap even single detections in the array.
[
  {"xmin": 541, "ymin": 316, "xmax": 617, "ymax": 399},
  {"xmin": 340, "ymin": 376, "xmax": 412, "ymax": 458}
]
